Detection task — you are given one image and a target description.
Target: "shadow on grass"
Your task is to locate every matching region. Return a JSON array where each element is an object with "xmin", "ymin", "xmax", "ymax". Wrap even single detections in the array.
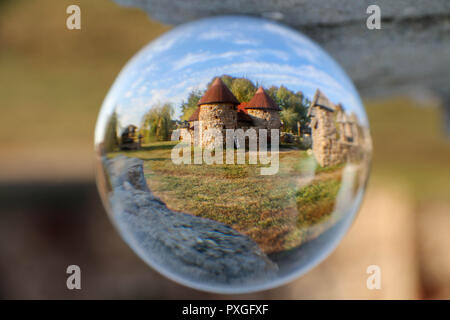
[
  {"xmin": 139, "ymin": 157, "xmax": 169, "ymax": 162},
  {"xmin": 140, "ymin": 143, "xmax": 176, "ymax": 152}
]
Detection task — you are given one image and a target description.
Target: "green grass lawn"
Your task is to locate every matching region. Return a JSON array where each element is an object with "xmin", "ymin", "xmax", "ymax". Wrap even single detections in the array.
[{"xmin": 109, "ymin": 142, "xmax": 345, "ymax": 253}]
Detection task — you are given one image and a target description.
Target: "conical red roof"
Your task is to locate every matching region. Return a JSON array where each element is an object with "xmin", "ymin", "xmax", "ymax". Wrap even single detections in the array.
[
  {"xmin": 198, "ymin": 77, "xmax": 240, "ymax": 106},
  {"xmin": 245, "ymin": 87, "xmax": 280, "ymax": 111},
  {"xmin": 188, "ymin": 107, "xmax": 200, "ymax": 121}
]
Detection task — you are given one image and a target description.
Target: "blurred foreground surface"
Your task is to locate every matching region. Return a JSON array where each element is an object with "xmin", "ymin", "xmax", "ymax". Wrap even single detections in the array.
[{"xmin": 0, "ymin": 0, "xmax": 449, "ymax": 299}]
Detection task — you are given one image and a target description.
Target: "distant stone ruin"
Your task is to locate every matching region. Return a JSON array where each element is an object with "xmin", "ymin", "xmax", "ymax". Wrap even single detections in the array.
[
  {"xmin": 119, "ymin": 124, "xmax": 142, "ymax": 150},
  {"xmin": 307, "ymin": 89, "xmax": 371, "ymax": 167}
]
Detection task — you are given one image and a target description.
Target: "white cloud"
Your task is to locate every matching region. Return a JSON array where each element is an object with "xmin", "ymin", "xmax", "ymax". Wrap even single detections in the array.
[
  {"xmin": 182, "ymin": 61, "xmax": 362, "ymax": 116},
  {"xmin": 198, "ymin": 27, "xmax": 261, "ymax": 46},
  {"xmin": 198, "ymin": 30, "xmax": 232, "ymax": 40},
  {"xmin": 172, "ymin": 52, "xmax": 212, "ymax": 71},
  {"xmin": 172, "ymin": 49, "xmax": 290, "ymax": 71},
  {"xmin": 290, "ymin": 45, "xmax": 319, "ymax": 63},
  {"xmin": 137, "ymin": 85, "xmax": 148, "ymax": 95},
  {"xmin": 232, "ymin": 38, "xmax": 260, "ymax": 46}
]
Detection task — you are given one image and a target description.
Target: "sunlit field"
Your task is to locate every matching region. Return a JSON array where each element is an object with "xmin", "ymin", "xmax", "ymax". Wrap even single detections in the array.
[{"xmin": 108, "ymin": 143, "xmax": 345, "ymax": 253}]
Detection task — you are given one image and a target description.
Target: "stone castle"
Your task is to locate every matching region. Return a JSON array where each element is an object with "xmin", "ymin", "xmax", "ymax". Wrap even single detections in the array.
[
  {"xmin": 187, "ymin": 77, "xmax": 281, "ymax": 148},
  {"xmin": 179, "ymin": 77, "xmax": 370, "ymax": 167},
  {"xmin": 307, "ymin": 89, "xmax": 371, "ymax": 167}
]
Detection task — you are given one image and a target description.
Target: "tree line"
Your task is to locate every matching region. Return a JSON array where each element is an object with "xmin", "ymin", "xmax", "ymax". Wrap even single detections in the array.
[
  {"xmin": 181, "ymin": 75, "xmax": 310, "ymax": 133},
  {"xmin": 103, "ymin": 75, "xmax": 310, "ymax": 151}
]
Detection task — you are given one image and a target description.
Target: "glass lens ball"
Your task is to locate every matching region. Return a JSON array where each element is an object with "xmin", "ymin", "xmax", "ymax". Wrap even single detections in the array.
[{"xmin": 95, "ymin": 16, "xmax": 372, "ymax": 293}]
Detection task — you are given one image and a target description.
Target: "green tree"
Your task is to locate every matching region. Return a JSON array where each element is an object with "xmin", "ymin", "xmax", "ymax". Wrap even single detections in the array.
[
  {"xmin": 220, "ymin": 74, "xmax": 233, "ymax": 88},
  {"xmin": 206, "ymin": 75, "xmax": 257, "ymax": 102},
  {"xmin": 280, "ymin": 108, "xmax": 298, "ymax": 133},
  {"xmin": 182, "ymin": 75, "xmax": 311, "ymax": 133},
  {"xmin": 103, "ymin": 109, "xmax": 119, "ymax": 152},
  {"xmin": 142, "ymin": 103, "xmax": 174, "ymax": 141},
  {"xmin": 276, "ymin": 86, "xmax": 291, "ymax": 108},
  {"xmin": 180, "ymin": 89, "xmax": 202, "ymax": 121},
  {"xmin": 266, "ymin": 86, "xmax": 278, "ymax": 101},
  {"xmin": 266, "ymin": 86, "xmax": 309, "ymax": 132},
  {"xmin": 206, "ymin": 75, "xmax": 233, "ymax": 89},
  {"xmin": 230, "ymin": 78, "xmax": 256, "ymax": 102}
]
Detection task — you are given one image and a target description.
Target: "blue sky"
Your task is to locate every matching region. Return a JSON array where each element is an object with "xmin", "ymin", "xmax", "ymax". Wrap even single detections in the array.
[{"xmin": 95, "ymin": 16, "xmax": 367, "ymax": 143}]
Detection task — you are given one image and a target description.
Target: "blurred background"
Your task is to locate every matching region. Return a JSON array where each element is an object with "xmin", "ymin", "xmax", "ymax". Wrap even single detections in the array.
[{"xmin": 1, "ymin": 0, "xmax": 449, "ymax": 299}]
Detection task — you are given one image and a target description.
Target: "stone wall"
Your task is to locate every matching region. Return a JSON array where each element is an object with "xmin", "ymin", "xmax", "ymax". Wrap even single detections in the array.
[
  {"xmin": 177, "ymin": 128, "xmax": 190, "ymax": 141},
  {"xmin": 311, "ymin": 108, "xmax": 341, "ymax": 167},
  {"xmin": 267, "ymin": 110, "xmax": 282, "ymax": 130},
  {"xmin": 342, "ymin": 122, "xmax": 354, "ymax": 142},
  {"xmin": 194, "ymin": 105, "xmax": 282, "ymax": 148},
  {"xmin": 198, "ymin": 103, "xmax": 237, "ymax": 148},
  {"xmin": 311, "ymin": 107, "xmax": 371, "ymax": 167},
  {"xmin": 247, "ymin": 109, "xmax": 281, "ymax": 129},
  {"xmin": 247, "ymin": 109, "xmax": 281, "ymax": 144},
  {"xmin": 187, "ymin": 104, "xmax": 283, "ymax": 148}
]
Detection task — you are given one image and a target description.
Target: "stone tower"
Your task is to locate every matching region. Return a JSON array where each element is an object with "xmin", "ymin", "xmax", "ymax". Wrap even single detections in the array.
[
  {"xmin": 245, "ymin": 86, "xmax": 281, "ymax": 131},
  {"xmin": 196, "ymin": 77, "xmax": 240, "ymax": 148},
  {"xmin": 308, "ymin": 90, "xmax": 370, "ymax": 166},
  {"xmin": 308, "ymin": 89, "xmax": 341, "ymax": 167}
]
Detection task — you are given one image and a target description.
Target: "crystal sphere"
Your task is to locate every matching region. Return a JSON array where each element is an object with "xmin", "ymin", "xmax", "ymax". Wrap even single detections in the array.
[{"xmin": 95, "ymin": 16, "xmax": 372, "ymax": 293}]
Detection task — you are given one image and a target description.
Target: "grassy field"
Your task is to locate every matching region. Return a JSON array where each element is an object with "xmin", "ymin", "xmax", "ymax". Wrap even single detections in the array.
[{"xmin": 110, "ymin": 143, "xmax": 345, "ymax": 253}]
